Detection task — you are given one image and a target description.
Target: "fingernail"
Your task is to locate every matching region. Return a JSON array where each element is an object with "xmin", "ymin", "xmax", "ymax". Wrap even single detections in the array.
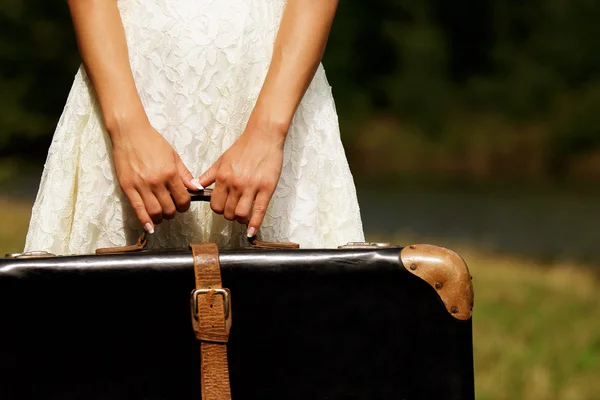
[
  {"xmin": 191, "ymin": 178, "xmax": 203, "ymax": 190},
  {"xmin": 246, "ymin": 226, "xmax": 256, "ymax": 238},
  {"xmin": 144, "ymin": 223, "xmax": 155, "ymax": 234}
]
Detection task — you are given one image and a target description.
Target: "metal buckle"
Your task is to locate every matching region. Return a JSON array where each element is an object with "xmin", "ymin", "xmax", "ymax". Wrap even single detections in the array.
[{"xmin": 190, "ymin": 288, "xmax": 231, "ymax": 323}]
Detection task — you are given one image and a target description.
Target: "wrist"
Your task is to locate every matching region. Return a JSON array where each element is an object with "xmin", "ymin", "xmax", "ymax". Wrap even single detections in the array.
[
  {"xmin": 103, "ymin": 104, "xmax": 150, "ymax": 144},
  {"xmin": 244, "ymin": 116, "xmax": 289, "ymax": 149},
  {"xmin": 246, "ymin": 104, "xmax": 292, "ymax": 141}
]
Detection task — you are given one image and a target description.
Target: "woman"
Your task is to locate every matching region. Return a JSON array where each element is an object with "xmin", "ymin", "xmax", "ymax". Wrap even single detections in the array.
[{"xmin": 24, "ymin": 0, "xmax": 364, "ymax": 254}]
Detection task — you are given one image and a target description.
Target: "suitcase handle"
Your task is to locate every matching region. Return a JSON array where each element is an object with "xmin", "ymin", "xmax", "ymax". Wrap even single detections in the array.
[
  {"xmin": 188, "ymin": 188, "xmax": 299, "ymax": 248},
  {"xmin": 188, "ymin": 188, "xmax": 213, "ymax": 202},
  {"xmin": 95, "ymin": 189, "xmax": 300, "ymax": 254}
]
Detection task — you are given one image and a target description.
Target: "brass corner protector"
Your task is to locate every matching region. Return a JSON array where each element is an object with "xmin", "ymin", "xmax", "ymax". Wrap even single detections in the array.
[{"xmin": 400, "ymin": 244, "xmax": 474, "ymax": 321}]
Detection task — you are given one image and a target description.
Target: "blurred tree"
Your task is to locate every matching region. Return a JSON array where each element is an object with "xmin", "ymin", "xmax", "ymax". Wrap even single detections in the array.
[
  {"xmin": 0, "ymin": 0, "xmax": 80, "ymax": 157},
  {"xmin": 2, "ymin": 0, "xmax": 600, "ymax": 180}
]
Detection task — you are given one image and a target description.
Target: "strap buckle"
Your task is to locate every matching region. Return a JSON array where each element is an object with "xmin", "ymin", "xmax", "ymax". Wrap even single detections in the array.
[{"xmin": 190, "ymin": 288, "xmax": 232, "ymax": 324}]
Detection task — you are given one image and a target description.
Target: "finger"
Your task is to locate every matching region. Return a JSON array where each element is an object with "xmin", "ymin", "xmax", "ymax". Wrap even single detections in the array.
[
  {"xmin": 139, "ymin": 189, "xmax": 164, "ymax": 225},
  {"xmin": 197, "ymin": 156, "xmax": 222, "ymax": 189},
  {"xmin": 167, "ymin": 175, "xmax": 191, "ymax": 213},
  {"xmin": 210, "ymin": 180, "xmax": 228, "ymax": 215},
  {"xmin": 234, "ymin": 191, "xmax": 256, "ymax": 225},
  {"xmin": 247, "ymin": 190, "xmax": 272, "ymax": 237},
  {"xmin": 124, "ymin": 188, "xmax": 155, "ymax": 234},
  {"xmin": 176, "ymin": 157, "xmax": 203, "ymax": 191},
  {"xmin": 223, "ymin": 190, "xmax": 242, "ymax": 221},
  {"xmin": 154, "ymin": 185, "xmax": 177, "ymax": 220}
]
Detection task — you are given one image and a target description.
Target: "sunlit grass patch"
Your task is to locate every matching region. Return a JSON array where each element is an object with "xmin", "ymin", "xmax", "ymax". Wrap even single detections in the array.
[{"xmin": 0, "ymin": 197, "xmax": 31, "ymax": 255}]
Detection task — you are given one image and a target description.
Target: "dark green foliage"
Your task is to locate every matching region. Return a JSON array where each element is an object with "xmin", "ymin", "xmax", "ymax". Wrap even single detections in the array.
[{"xmin": 0, "ymin": 0, "xmax": 79, "ymax": 156}]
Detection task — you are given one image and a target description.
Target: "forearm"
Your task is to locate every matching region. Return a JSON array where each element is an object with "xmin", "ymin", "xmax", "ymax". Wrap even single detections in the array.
[
  {"xmin": 248, "ymin": 0, "xmax": 339, "ymax": 137},
  {"xmin": 68, "ymin": 0, "xmax": 147, "ymax": 141}
]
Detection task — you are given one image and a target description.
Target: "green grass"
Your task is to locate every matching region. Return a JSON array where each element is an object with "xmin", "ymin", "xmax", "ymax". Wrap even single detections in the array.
[
  {"xmin": 462, "ymin": 249, "xmax": 600, "ymax": 399},
  {"xmin": 2, "ymin": 199, "xmax": 600, "ymax": 399},
  {"xmin": 0, "ymin": 198, "xmax": 31, "ymax": 256}
]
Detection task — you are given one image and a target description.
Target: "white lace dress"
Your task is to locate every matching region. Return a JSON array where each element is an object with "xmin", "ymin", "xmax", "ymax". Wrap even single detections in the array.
[{"xmin": 24, "ymin": 0, "xmax": 364, "ymax": 255}]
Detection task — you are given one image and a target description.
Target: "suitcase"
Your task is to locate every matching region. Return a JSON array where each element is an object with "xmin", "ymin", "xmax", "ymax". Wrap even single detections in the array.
[{"xmin": 0, "ymin": 191, "xmax": 475, "ymax": 400}]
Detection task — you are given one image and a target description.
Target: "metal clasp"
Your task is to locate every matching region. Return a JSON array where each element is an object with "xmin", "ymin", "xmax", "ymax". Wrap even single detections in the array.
[
  {"xmin": 4, "ymin": 251, "xmax": 56, "ymax": 259},
  {"xmin": 190, "ymin": 288, "xmax": 231, "ymax": 323},
  {"xmin": 337, "ymin": 242, "xmax": 395, "ymax": 249}
]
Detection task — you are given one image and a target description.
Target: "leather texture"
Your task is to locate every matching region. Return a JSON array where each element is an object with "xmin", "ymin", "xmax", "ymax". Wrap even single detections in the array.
[
  {"xmin": 0, "ymin": 247, "xmax": 474, "ymax": 400},
  {"xmin": 400, "ymin": 244, "xmax": 474, "ymax": 320},
  {"xmin": 190, "ymin": 243, "xmax": 232, "ymax": 400},
  {"xmin": 248, "ymin": 239, "xmax": 300, "ymax": 249},
  {"xmin": 95, "ymin": 231, "xmax": 148, "ymax": 254},
  {"xmin": 201, "ymin": 344, "xmax": 232, "ymax": 400}
]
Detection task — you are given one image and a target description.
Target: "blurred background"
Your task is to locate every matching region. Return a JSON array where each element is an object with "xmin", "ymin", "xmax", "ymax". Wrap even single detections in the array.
[{"xmin": 1, "ymin": 0, "xmax": 599, "ymax": 398}]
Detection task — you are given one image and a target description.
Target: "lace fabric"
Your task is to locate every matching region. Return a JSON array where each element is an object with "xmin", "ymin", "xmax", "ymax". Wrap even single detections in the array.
[{"xmin": 24, "ymin": 0, "xmax": 364, "ymax": 255}]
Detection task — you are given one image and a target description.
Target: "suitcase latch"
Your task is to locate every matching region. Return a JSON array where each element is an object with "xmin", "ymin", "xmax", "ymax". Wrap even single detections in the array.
[
  {"xmin": 338, "ymin": 242, "xmax": 395, "ymax": 249},
  {"xmin": 4, "ymin": 251, "xmax": 57, "ymax": 259}
]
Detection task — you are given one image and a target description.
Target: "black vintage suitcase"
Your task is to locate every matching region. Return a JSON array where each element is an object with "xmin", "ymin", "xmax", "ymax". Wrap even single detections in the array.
[{"xmin": 0, "ymin": 194, "xmax": 475, "ymax": 399}]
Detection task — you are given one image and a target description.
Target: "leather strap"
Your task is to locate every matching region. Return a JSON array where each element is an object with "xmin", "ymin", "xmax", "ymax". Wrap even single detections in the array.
[
  {"xmin": 250, "ymin": 239, "xmax": 300, "ymax": 249},
  {"xmin": 95, "ymin": 232, "xmax": 147, "ymax": 254},
  {"xmin": 190, "ymin": 243, "xmax": 232, "ymax": 400},
  {"xmin": 94, "ymin": 231, "xmax": 299, "ymax": 254}
]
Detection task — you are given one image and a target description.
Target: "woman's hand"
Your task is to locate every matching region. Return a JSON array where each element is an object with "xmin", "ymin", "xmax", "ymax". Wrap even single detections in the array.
[
  {"xmin": 68, "ymin": 0, "xmax": 202, "ymax": 233},
  {"xmin": 197, "ymin": 121, "xmax": 286, "ymax": 237},
  {"xmin": 193, "ymin": 0, "xmax": 339, "ymax": 237},
  {"xmin": 112, "ymin": 120, "xmax": 202, "ymax": 233}
]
